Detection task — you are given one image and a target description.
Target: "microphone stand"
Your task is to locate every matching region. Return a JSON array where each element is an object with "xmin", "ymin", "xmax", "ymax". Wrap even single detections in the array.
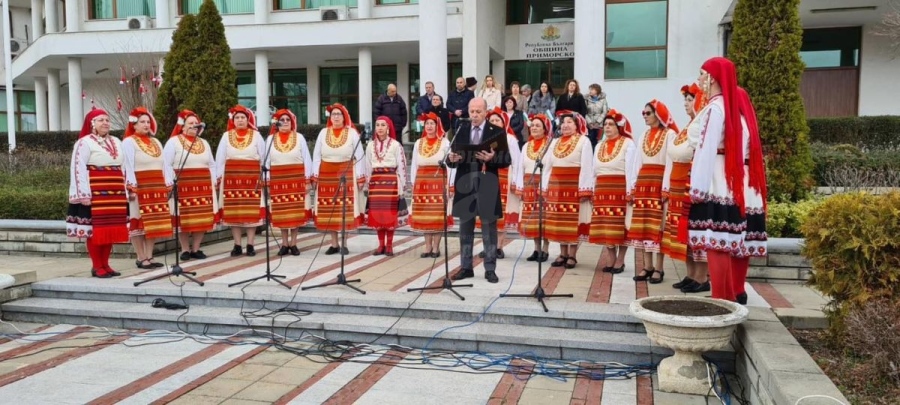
[
  {"xmin": 303, "ymin": 126, "xmax": 367, "ymax": 294},
  {"xmin": 135, "ymin": 128, "xmax": 205, "ymax": 287},
  {"xmin": 499, "ymin": 130, "xmax": 572, "ymax": 312},
  {"xmin": 407, "ymin": 132, "xmax": 472, "ymax": 300},
  {"xmin": 229, "ymin": 127, "xmax": 290, "ymax": 289}
]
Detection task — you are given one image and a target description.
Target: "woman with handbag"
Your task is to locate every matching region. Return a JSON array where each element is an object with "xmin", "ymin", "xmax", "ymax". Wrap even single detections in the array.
[{"xmin": 364, "ymin": 116, "xmax": 409, "ymax": 256}]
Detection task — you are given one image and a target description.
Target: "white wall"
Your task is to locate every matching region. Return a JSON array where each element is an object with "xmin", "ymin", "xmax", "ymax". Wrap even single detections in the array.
[{"xmin": 858, "ymin": 23, "xmax": 900, "ymax": 116}]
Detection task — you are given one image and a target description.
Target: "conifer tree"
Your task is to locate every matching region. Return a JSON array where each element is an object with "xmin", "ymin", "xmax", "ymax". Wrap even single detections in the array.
[
  {"xmin": 155, "ymin": 14, "xmax": 198, "ymax": 139},
  {"xmin": 728, "ymin": 0, "xmax": 814, "ymax": 201}
]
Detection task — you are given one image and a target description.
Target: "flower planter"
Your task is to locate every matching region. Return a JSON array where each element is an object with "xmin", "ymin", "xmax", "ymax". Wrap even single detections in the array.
[{"xmin": 629, "ymin": 295, "xmax": 749, "ymax": 395}]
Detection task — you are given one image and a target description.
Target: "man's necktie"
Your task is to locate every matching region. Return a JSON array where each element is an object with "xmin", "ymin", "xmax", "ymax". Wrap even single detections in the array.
[{"xmin": 472, "ymin": 126, "xmax": 481, "ymax": 144}]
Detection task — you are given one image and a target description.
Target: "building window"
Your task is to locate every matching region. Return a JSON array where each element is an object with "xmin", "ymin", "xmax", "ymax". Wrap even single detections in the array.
[
  {"xmin": 236, "ymin": 71, "xmax": 255, "ymax": 108},
  {"xmin": 89, "ymin": 0, "xmax": 157, "ymax": 19},
  {"xmin": 271, "ymin": 69, "xmax": 309, "ymax": 124},
  {"xmin": 505, "ymin": 59, "xmax": 573, "ymax": 96},
  {"xmin": 179, "ymin": 0, "xmax": 253, "ymax": 15},
  {"xmin": 274, "ymin": 0, "xmax": 358, "ymax": 10},
  {"xmin": 801, "ymin": 27, "xmax": 861, "ymax": 69},
  {"xmin": 507, "ymin": 0, "xmax": 574, "ymax": 25},
  {"xmin": 448, "ymin": 62, "xmax": 462, "ymax": 91},
  {"xmin": 320, "ymin": 67, "xmax": 359, "ymax": 123},
  {"xmin": 372, "ymin": 65, "xmax": 397, "ymax": 105},
  {"xmin": 377, "ymin": 0, "xmax": 417, "ymax": 4},
  {"xmin": 0, "ymin": 90, "xmax": 37, "ymax": 132},
  {"xmin": 605, "ymin": 0, "xmax": 668, "ymax": 80}
]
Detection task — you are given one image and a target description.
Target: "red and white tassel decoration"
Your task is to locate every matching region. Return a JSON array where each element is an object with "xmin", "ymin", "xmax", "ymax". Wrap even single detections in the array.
[{"xmin": 116, "ymin": 96, "xmax": 123, "ymax": 112}]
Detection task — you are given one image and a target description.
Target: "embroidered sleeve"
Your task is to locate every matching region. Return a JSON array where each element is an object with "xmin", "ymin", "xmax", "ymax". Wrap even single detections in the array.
[
  {"xmin": 69, "ymin": 139, "xmax": 92, "ymax": 204},
  {"xmin": 364, "ymin": 142, "xmax": 375, "ymax": 185},
  {"xmin": 624, "ymin": 140, "xmax": 637, "ymax": 196},
  {"xmin": 214, "ymin": 133, "xmax": 228, "ymax": 182},
  {"xmin": 311, "ymin": 129, "xmax": 324, "ymax": 182},
  {"xmin": 513, "ymin": 146, "xmax": 525, "ymax": 195},
  {"xmin": 627, "ymin": 133, "xmax": 646, "ymax": 194},
  {"xmin": 161, "ymin": 139, "xmax": 176, "ymax": 187},
  {"xmin": 507, "ymin": 135, "xmax": 521, "ymax": 190},
  {"xmin": 690, "ymin": 104, "xmax": 724, "ymax": 202},
  {"xmin": 578, "ymin": 138, "xmax": 595, "ymax": 197},
  {"xmin": 662, "ymin": 134, "xmax": 674, "ymax": 193},
  {"xmin": 263, "ymin": 135, "xmax": 273, "ymax": 182},
  {"xmin": 122, "ymin": 138, "xmax": 138, "ymax": 189},
  {"xmin": 395, "ymin": 142, "xmax": 408, "ymax": 193},
  {"xmin": 351, "ymin": 131, "xmax": 367, "ymax": 186},
  {"xmin": 409, "ymin": 140, "xmax": 420, "ymax": 186},
  {"xmin": 299, "ymin": 134, "xmax": 314, "ymax": 181}
]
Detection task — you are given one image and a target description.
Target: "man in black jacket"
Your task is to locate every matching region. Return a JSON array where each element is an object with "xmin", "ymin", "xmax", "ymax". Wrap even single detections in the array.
[
  {"xmin": 446, "ymin": 77, "xmax": 474, "ymax": 133},
  {"xmin": 446, "ymin": 98, "xmax": 511, "ymax": 283},
  {"xmin": 373, "ymin": 84, "xmax": 408, "ymax": 144}
]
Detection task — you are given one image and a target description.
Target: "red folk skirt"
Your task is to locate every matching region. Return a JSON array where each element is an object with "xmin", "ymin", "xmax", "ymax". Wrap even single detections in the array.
[
  {"xmin": 545, "ymin": 167, "xmax": 589, "ymax": 244},
  {"xmin": 409, "ymin": 166, "xmax": 452, "ymax": 233},
  {"xmin": 131, "ymin": 169, "xmax": 173, "ymax": 240},
  {"xmin": 65, "ymin": 165, "xmax": 129, "ymax": 244},
  {"xmin": 476, "ymin": 167, "xmax": 511, "ymax": 230},
  {"xmin": 589, "ymin": 174, "xmax": 628, "ymax": 246},
  {"xmin": 662, "ymin": 162, "xmax": 692, "ymax": 262},
  {"xmin": 315, "ymin": 160, "xmax": 364, "ymax": 232},
  {"xmin": 517, "ymin": 173, "xmax": 543, "ymax": 239},
  {"xmin": 269, "ymin": 163, "xmax": 310, "ymax": 229},
  {"xmin": 173, "ymin": 167, "xmax": 215, "ymax": 233},
  {"xmin": 220, "ymin": 159, "xmax": 264, "ymax": 226},
  {"xmin": 627, "ymin": 163, "xmax": 665, "ymax": 248},
  {"xmin": 366, "ymin": 167, "xmax": 404, "ymax": 231}
]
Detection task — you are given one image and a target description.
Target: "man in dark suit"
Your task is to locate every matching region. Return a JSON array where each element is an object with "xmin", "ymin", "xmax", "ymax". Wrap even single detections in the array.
[{"xmin": 446, "ymin": 98, "xmax": 511, "ymax": 283}]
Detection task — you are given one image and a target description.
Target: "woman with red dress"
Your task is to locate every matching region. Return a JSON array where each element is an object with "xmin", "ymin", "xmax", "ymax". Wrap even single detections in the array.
[
  {"xmin": 514, "ymin": 114, "xmax": 553, "ymax": 262},
  {"xmin": 409, "ymin": 112, "xmax": 454, "ymax": 258},
  {"xmin": 364, "ymin": 116, "xmax": 408, "ymax": 256},
  {"xmin": 265, "ymin": 109, "xmax": 313, "ymax": 256},
  {"xmin": 479, "ymin": 107, "xmax": 521, "ymax": 259}
]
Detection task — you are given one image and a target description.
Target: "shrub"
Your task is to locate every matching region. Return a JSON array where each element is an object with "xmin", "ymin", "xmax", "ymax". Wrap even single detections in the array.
[
  {"xmin": 808, "ymin": 116, "xmax": 900, "ymax": 149},
  {"xmin": 0, "ymin": 188, "xmax": 67, "ymax": 220},
  {"xmin": 802, "ymin": 192, "xmax": 900, "ymax": 334},
  {"xmin": 1, "ymin": 130, "xmax": 126, "ymax": 152},
  {"xmin": 810, "ymin": 142, "xmax": 900, "ymax": 189},
  {"xmin": 729, "ymin": 0, "xmax": 814, "ymax": 202},
  {"xmin": 766, "ymin": 198, "xmax": 821, "ymax": 238},
  {"xmin": 842, "ymin": 298, "xmax": 900, "ymax": 387}
]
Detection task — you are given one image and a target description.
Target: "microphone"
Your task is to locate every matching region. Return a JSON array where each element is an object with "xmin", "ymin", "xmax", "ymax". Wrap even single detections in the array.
[
  {"xmin": 457, "ymin": 117, "xmax": 471, "ymax": 121},
  {"xmin": 192, "ymin": 123, "xmax": 206, "ymax": 130}
]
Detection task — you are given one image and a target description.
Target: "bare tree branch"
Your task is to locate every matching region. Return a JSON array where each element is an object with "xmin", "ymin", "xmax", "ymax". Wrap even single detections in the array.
[{"xmin": 873, "ymin": 0, "xmax": 900, "ymax": 58}]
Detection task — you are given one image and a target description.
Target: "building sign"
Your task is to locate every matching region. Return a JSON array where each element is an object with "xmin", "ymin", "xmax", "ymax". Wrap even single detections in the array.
[{"xmin": 519, "ymin": 23, "xmax": 575, "ymax": 60}]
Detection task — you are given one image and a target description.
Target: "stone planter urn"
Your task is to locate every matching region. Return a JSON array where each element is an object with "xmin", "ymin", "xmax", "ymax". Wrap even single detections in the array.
[{"xmin": 629, "ymin": 295, "xmax": 749, "ymax": 395}]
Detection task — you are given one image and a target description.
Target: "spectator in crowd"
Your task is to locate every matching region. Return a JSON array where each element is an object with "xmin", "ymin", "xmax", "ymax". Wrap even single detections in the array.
[
  {"xmin": 509, "ymin": 81, "xmax": 528, "ymax": 112},
  {"xmin": 374, "ymin": 83, "xmax": 408, "ymax": 145},
  {"xmin": 585, "ymin": 83, "xmax": 610, "ymax": 148},
  {"xmin": 447, "ymin": 76, "xmax": 475, "ymax": 132},
  {"xmin": 417, "ymin": 81, "xmax": 436, "ymax": 115},
  {"xmin": 528, "ymin": 81, "xmax": 556, "ymax": 116},
  {"xmin": 556, "ymin": 79, "xmax": 587, "ymax": 116},
  {"xmin": 430, "ymin": 93, "xmax": 453, "ymax": 133}
]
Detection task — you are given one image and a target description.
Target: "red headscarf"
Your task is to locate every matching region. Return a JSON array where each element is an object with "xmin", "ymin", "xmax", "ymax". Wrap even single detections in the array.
[
  {"xmin": 270, "ymin": 109, "xmax": 297, "ymax": 135},
  {"xmin": 647, "ymin": 99, "xmax": 679, "ymax": 133},
  {"xmin": 555, "ymin": 110, "xmax": 588, "ymax": 136},
  {"xmin": 326, "ymin": 103, "xmax": 354, "ymax": 130},
  {"xmin": 417, "ymin": 112, "xmax": 445, "ymax": 138},
  {"xmin": 486, "ymin": 107, "xmax": 515, "ymax": 136},
  {"xmin": 681, "ymin": 83, "xmax": 708, "ymax": 116},
  {"xmin": 79, "ymin": 108, "xmax": 109, "ymax": 138},
  {"xmin": 374, "ymin": 115, "xmax": 396, "ymax": 141},
  {"xmin": 737, "ymin": 86, "xmax": 768, "ymax": 208},
  {"xmin": 528, "ymin": 113, "xmax": 552, "ymax": 140},
  {"xmin": 171, "ymin": 110, "xmax": 200, "ymax": 138},
  {"xmin": 604, "ymin": 109, "xmax": 633, "ymax": 138},
  {"xmin": 701, "ymin": 56, "xmax": 747, "ymax": 213},
  {"xmin": 124, "ymin": 107, "xmax": 158, "ymax": 138},
  {"xmin": 227, "ymin": 105, "xmax": 257, "ymax": 131}
]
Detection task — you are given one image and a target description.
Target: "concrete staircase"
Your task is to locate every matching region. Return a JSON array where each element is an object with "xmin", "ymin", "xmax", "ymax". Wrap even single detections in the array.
[{"xmin": 2, "ymin": 278, "xmax": 735, "ymax": 370}]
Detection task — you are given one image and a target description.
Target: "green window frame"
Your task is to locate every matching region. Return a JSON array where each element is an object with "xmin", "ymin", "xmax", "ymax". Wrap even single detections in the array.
[
  {"xmin": 320, "ymin": 67, "xmax": 360, "ymax": 124},
  {"xmin": 605, "ymin": 0, "xmax": 669, "ymax": 80},
  {"xmin": 0, "ymin": 90, "xmax": 38, "ymax": 132},
  {"xmin": 274, "ymin": 0, "xmax": 358, "ymax": 10},
  {"xmin": 89, "ymin": 0, "xmax": 156, "ymax": 19},
  {"xmin": 179, "ymin": 0, "xmax": 254, "ymax": 15}
]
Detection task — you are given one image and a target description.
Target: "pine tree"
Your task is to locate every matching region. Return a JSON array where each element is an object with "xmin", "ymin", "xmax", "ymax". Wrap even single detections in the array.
[
  {"xmin": 155, "ymin": 14, "xmax": 198, "ymax": 140},
  {"xmin": 728, "ymin": 0, "xmax": 814, "ymax": 201},
  {"xmin": 185, "ymin": 0, "xmax": 238, "ymax": 147}
]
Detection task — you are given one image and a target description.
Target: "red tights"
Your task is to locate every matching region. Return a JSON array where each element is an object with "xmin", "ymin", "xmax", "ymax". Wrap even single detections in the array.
[
  {"xmin": 376, "ymin": 229, "xmax": 395, "ymax": 249},
  {"xmin": 707, "ymin": 251, "xmax": 749, "ymax": 302},
  {"xmin": 86, "ymin": 239, "xmax": 113, "ymax": 273}
]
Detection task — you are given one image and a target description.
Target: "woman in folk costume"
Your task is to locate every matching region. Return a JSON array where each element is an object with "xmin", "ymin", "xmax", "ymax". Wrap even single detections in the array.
[
  {"xmin": 544, "ymin": 111, "xmax": 594, "ymax": 269},
  {"xmin": 364, "ymin": 116, "xmax": 409, "ymax": 256},
  {"xmin": 629, "ymin": 99, "xmax": 679, "ymax": 284},
  {"xmin": 477, "ymin": 107, "xmax": 522, "ymax": 259},
  {"xmin": 122, "ymin": 107, "xmax": 171, "ymax": 270},
  {"xmin": 688, "ymin": 57, "xmax": 768, "ymax": 304},
  {"xmin": 163, "ymin": 110, "xmax": 217, "ymax": 261},
  {"xmin": 265, "ymin": 109, "xmax": 313, "ymax": 257},
  {"xmin": 515, "ymin": 114, "xmax": 553, "ymax": 263},
  {"xmin": 667, "ymin": 84, "xmax": 711, "ymax": 294},
  {"xmin": 67, "ymin": 108, "xmax": 129, "ymax": 278},
  {"xmin": 409, "ymin": 112, "xmax": 454, "ymax": 258},
  {"xmin": 216, "ymin": 105, "xmax": 266, "ymax": 257},
  {"xmin": 311, "ymin": 103, "xmax": 367, "ymax": 255},
  {"xmin": 589, "ymin": 109, "xmax": 636, "ymax": 275}
]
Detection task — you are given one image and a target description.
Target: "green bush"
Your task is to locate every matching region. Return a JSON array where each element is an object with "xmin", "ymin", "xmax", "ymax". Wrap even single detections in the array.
[
  {"xmin": 802, "ymin": 191, "xmax": 900, "ymax": 335},
  {"xmin": 808, "ymin": 116, "xmax": 900, "ymax": 149},
  {"xmin": 810, "ymin": 142, "xmax": 900, "ymax": 187},
  {"xmin": 1, "ymin": 130, "xmax": 126, "ymax": 152},
  {"xmin": 0, "ymin": 187, "xmax": 67, "ymax": 220},
  {"xmin": 766, "ymin": 197, "xmax": 821, "ymax": 238}
]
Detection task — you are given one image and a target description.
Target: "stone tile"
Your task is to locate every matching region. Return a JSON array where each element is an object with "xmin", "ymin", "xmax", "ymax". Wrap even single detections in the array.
[
  {"xmin": 219, "ymin": 399, "xmax": 270, "ymax": 405},
  {"xmin": 524, "ymin": 375, "xmax": 577, "ymax": 392},
  {"xmin": 243, "ymin": 349, "xmax": 296, "ymax": 367},
  {"xmin": 187, "ymin": 378, "xmax": 255, "ymax": 398},
  {"xmin": 653, "ymin": 391, "xmax": 709, "ymax": 405},
  {"xmin": 218, "ymin": 364, "xmax": 279, "ymax": 382},
  {"xmin": 282, "ymin": 355, "xmax": 330, "ymax": 370},
  {"xmin": 518, "ymin": 388, "xmax": 574, "ymax": 405},
  {"xmin": 167, "ymin": 394, "xmax": 223, "ymax": 405},
  {"xmin": 231, "ymin": 382, "xmax": 295, "ymax": 403},
  {"xmin": 260, "ymin": 366, "xmax": 321, "ymax": 385},
  {"xmin": 774, "ymin": 308, "xmax": 828, "ymax": 329}
]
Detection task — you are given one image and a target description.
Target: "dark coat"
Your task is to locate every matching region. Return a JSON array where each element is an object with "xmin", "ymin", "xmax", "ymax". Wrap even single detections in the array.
[
  {"xmin": 556, "ymin": 93, "xmax": 587, "ymax": 116},
  {"xmin": 446, "ymin": 88, "xmax": 475, "ymax": 130},
  {"xmin": 431, "ymin": 106, "xmax": 453, "ymax": 133},
  {"xmin": 507, "ymin": 110, "xmax": 526, "ymax": 147},
  {"xmin": 446, "ymin": 122, "xmax": 512, "ymax": 222},
  {"xmin": 373, "ymin": 93, "xmax": 408, "ymax": 133},
  {"xmin": 416, "ymin": 93, "xmax": 435, "ymax": 115}
]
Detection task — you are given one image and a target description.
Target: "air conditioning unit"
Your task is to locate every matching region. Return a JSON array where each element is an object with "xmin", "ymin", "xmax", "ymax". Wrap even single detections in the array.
[
  {"xmin": 320, "ymin": 5, "xmax": 349, "ymax": 21},
  {"xmin": 126, "ymin": 15, "xmax": 153, "ymax": 30},
  {"xmin": 9, "ymin": 38, "xmax": 27, "ymax": 57}
]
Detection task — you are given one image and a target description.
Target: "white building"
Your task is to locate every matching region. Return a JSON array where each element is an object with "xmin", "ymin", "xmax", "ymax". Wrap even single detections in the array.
[{"xmin": 1, "ymin": 0, "xmax": 898, "ymax": 139}]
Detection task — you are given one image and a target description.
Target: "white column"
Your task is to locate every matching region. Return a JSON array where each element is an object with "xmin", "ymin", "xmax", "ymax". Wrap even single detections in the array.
[
  {"xmin": 34, "ymin": 77, "xmax": 48, "ymax": 130},
  {"xmin": 254, "ymin": 51, "xmax": 270, "ymax": 126},
  {"xmin": 419, "ymin": 0, "xmax": 448, "ymax": 97},
  {"xmin": 307, "ymin": 65, "xmax": 320, "ymax": 124},
  {"xmin": 396, "ymin": 61, "xmax": 409, "ymax": 142},
  {"xmin": 358, "ymin": 0, "xmax": 372, "ymax": 19},
  {"xmin": 254, "ymin": 0, "xmax": 267, "ymax": 24},
  {"xmin": 155, "ymin": 0, "xmax": 171, "ymax": 29},
  {"xmin": 462, "ymin": 0, "xmax": 489, "ymax": 81},
  {"xmin": 491, "ymin": 59, "xmax": 505, "ymax": 91},
  {"xmin": 44, "ymin": 0, "xmax": 58, "ymax": 33},
  {"xmin": 64, "ymin": 0, "xmax": 79, "ymax": 32},
  {"xmin": 31, "ymin": 0, "xmax": 44, "ymax": 41},
  {"xmin": 67, "ymin": 58, "xmax": 83, "ymax": 130},
  {"xmin": 358, "ymin": 47, "xmax": 373, "ymax": 128},
  {"xmin": 47, "ymin": 68, "xmax": 60, "ymax": 130},
  {"xmin": 574, "ymin": 0, "xmax": 605, "ymax": 84}
]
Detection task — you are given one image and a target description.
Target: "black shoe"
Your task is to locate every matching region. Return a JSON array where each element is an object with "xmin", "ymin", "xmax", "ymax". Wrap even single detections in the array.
[
  {"xmin": 290, "ymin": 246, "xmax": 301, "ymax": 256},
  {"xmin": 150, "ymin": 260, "xmax": 165, "ymax": 268},
  {"xmin": 341, "ymin": 246, "xmax": 349, "ymax": 255},
  {"xmin": 374, "ymin": 247, "xmax": 386, "ymax": 256},
  {"xmin": 134, "ymin": 260, "xmax": 143, "ymax": 268},
  {"xmin": 649, "ymin": 270, "xmax": 665, "ymax": 284},
  {"xmin": 420, "ymin": 251, "xmax": 432, "ymax": 258},
  {"xmin": 91, "ymin": 268, "xmax": 113, "ymax": 279},
  {"xmin": 485, "ymin": 271, "xmax": 499, "ymax": 283},
  {"xmin": 736, "ymin": 292, "xmax": 748, "ymax": 305},
  {"xmin": 278, "ymin": 246, "xmax": 290, "ymax": 256},
  {"xmin": 682, "ymin": 280, "xmax": 711, "ymax": 293},
  {"xmin": 633, "ymin": 269, "xmax": 653, "ymax": 281},
  {"xmin": 601, "ymin": 266, "xmax": 613, "ymax": 273},
  {"xmin": 191, "ymin": 250, "xmax": 207, "ymax": 260},
  {"xmin": 673, "ymin": 277, "xmax": 694, "ymax": 289},
  {"xmin": 478, "ymin": 251, "xmax": 485, "ymax": 258},
  {"xmin": 136, "ymin": 259, "xmax": 153, "ymax": 270},
  {"xmin": 564, "ymin": 257, "xmax": 578, "ymax": 269},
  {"xmin": 526, "ymin": 251, "xmax": 539, "ymax": 261},
  {"xmin": 679, "ymin": 280, "xmax": 700, "ymax": 293},
  {"xmin": 180, "ymin": 251, "xmax": 192, "ymax": 261},
  {"xmin": 538, "ymin": 252, "xmax": 549, "ymax": 262},
  {"xmin": 245, "ymin": 244, "xmax": 256, "ymax": 257},
  {"xmin": 496, "ymin": 249, "xmax": 505, "ymax": 259},
  {"xmin": 230, "ymin": 245, "xmax": 242, "ymax": 257},
  {"xmin": 452, "ymin": 268, "xmax": 474, "ymax": 280},
  {"xmin": 325, "ymin": 246, "xmax": 340, "ymax": 255},
  {"xmin": 610, "ymin": 265, "xmax": 625, "ymax": 274},
  {"xmin": 431, "ymin": 250, "xmax": 440, "ymax": 258},
  {"xmin": 107, "ymin": 267, "xmax": 122, "ymax": 277},
  {"xmin": 385, "ymin": 247, "xmax": 394, "ymax": 257}
]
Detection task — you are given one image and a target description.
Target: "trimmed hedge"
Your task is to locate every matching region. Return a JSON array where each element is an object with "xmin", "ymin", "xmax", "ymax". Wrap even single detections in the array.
[
  {"xmin": 0, "ymin": 166, "xmax": 69, "ymax": 220},
  {"xmin": 808, "ymin": 116, "xmax": 900, "ymax": 149},
  {"xmin": 810, "ymin": 142, "xmax": 900, "ymax": 186},
  {"xmin": 766, "ymin": 197, "xmax": 821, "ymax": 238}
]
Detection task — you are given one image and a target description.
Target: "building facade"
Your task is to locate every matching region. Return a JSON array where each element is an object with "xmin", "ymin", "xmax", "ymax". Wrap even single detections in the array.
[{"xmin": 1, "ymin": 0, "xmax": 898, "ymax": 137}]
